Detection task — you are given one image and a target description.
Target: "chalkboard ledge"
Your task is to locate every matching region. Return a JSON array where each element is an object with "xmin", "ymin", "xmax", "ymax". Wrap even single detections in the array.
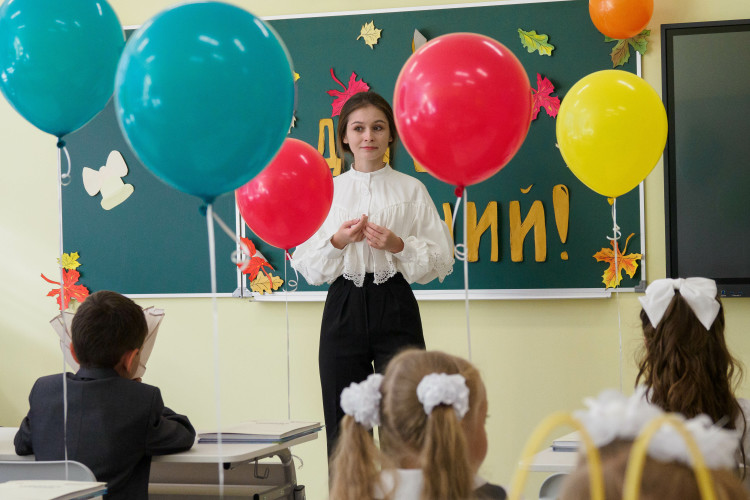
[{"xmin": 247, "ymin": 288, "xmax": 639, "ymax": 302}]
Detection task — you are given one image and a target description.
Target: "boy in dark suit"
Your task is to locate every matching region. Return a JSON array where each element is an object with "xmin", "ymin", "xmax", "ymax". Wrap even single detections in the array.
[{"xmin": 14, "ymin": 290, "xmax": 196, "ymax": 500}]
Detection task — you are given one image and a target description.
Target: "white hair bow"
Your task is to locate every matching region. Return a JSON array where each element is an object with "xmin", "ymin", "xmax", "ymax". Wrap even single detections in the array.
[
  {"xmin": 574, "ymin": 387, "xmax": 740, "ymax": 469},
  {"xmin": 416, "ymin": 373, "xmax": 470, "ymax": 420},
  {"xmin": 340, "ymin": 373, "xmax": 383, "ymax": 430},
  {"xmin": 638, "ymin": 278, "xmax": 720, "ymax": 331}
]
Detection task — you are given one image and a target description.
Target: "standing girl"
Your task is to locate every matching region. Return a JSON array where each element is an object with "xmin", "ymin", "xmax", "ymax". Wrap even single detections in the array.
[{"xmin": 291, "ymin": 91, "xmax": 454, "ymax": 456}]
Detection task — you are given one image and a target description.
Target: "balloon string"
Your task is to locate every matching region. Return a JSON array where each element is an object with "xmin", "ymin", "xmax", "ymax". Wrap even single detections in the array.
[
  {"xmin": 452, "ymin": 194, "xmax": 467, "ymax": 262},
  {"xmin": 210, "ymin": 209, "xmax": 251, "ymax": 273},
  {"xmin": 57, "ymin": 140, "xmax": 71, "ymax": 187},
  {"xmin": 606, "ymin": 198, "xmax": 622, "ymax": 243},
  {"xmin": 451, "ymin": 193, "xmax": 463, "ymax": 229},
  {"xmin": 206, "ymin": 205, "xmax": 225, "ymax": 496},
  {"xmin": 462, "ymin": 188, "xmax": 472, "ymax": 361},
  {"xmin": 607, "ymin": 198, "xmax": 623, "ymax": 392},
  {"xmin": 284, "ymin": 251, "xmax": 298, "ymax": 292},
  {"xmin": 284, "ymin": 254, "xmax": 291, "ymax": 420},
  {"xmin": 56, "ymin": 139, "xmax": 70, "ymax": 470}
]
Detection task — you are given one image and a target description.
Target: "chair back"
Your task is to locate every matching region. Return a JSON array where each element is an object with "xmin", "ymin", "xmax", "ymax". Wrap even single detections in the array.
[{"xmin": 539, "ymin": 472, "xmax": 568, "ymax": 500}]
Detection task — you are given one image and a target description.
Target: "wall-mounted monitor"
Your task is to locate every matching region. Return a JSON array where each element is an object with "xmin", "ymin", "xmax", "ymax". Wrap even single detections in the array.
[{"xmin": 662, "ymin": 19, "xmax": 750, "ymax": 297}]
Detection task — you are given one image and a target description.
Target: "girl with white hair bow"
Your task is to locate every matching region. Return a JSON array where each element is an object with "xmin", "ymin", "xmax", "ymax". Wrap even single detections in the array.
[
  {"xmin": 329, "ymin": 349, "xmax": 504, "ymax": 500},
  {"xmin": 636, "ymin": 277, "xmax": 749, "ymax": 470}
]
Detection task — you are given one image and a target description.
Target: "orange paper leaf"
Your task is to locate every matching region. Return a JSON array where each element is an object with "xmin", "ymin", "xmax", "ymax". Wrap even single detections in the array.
[
  {"xmin": 236, "ymin": 237, "xmax": 275, "ymax": 282},
  {"xmin": 593, "ymin": 233, "xmax": 641, "ymax": 289},
  {"xmin": 41, "ymin": 269, "xmax": 90, "ymax": 310}
]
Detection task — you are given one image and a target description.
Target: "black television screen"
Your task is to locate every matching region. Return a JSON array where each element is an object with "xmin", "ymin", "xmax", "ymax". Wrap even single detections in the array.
[{"xmin": 662, "ymin": 19, "xmax": 750, "ymax": 298}]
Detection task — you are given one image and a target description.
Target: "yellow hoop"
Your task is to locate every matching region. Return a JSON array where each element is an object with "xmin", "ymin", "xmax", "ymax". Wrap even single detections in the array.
[
  {"xmin": 508, "ymin": 411, "xmax": 604, "ymax": 500},
  {"xmin": 622, "ymin": 414, "xmax": 718, "ymax": 500}
]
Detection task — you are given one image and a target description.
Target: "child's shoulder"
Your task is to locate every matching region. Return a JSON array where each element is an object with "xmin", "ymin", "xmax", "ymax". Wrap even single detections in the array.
[{"xmin": 33, "ymin": 373, "xmax": 70, "ymax": 387}]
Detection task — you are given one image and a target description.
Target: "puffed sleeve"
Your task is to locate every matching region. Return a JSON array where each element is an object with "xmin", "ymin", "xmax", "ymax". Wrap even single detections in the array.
[
  {"xmin": 290, "ymin": 206, "xmax": 347, "ymax": 286},
  {"xmin": 391, "ymin": 183, "xmax": 454, "ymax": 285}
]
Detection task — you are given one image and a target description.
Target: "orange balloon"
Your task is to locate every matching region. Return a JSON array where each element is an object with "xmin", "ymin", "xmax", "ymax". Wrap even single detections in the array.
[{"xmin": 589, "ymin": 0, "xmax": 653, "ymax": 40}]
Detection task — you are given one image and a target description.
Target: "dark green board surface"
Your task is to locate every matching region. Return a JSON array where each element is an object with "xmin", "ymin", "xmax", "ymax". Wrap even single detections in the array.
[{"xmin": 61, "ymin": 0, "xmax": 643, "ymax": 296}]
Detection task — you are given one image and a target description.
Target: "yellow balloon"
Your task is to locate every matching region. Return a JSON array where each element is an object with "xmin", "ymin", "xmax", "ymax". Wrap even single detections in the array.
[{"xmin": 556, "ymin": 70, "xmax": 667, "ymax": 198}]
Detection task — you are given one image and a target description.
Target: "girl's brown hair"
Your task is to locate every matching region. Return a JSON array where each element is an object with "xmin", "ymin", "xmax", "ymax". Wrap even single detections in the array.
[
  {"xmin": 336, "ymin": 91, "xmax": 398, "ymax": 168},
  {"xmin": 559, "ymin": 439, "xmax": 748, "ymax": 500},
  {"xmin": 635, "ymin": 291, "xmax": 746, "ymax": 468},
  {"xmin": 636, "ymin": 292, "xmax": 744, "ymax": 423},
  {"xmin": 329, "ymin": 349, "xmax": 484, "ymax": 500}
]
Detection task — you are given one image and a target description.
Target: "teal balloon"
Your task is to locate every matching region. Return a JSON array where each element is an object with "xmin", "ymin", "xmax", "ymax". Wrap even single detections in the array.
[
  {"xmin": 115, "ymin": 2, "xmax": 295, "ymax": 203},
  {"xmin": 0, "ymin": 0, "xmax": 124, "ymax": 137}
]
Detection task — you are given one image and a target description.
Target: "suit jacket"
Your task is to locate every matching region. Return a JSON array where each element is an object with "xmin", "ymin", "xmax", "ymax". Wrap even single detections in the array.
[{"xmin": 14, "ymin": 367, "xmax": 196, "ymax": 500}]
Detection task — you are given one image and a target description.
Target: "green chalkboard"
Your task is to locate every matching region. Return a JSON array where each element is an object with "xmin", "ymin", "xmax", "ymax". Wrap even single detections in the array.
[
  {"xmin": 61, "ymin": 98, "xmax": 240, "ymax": 296},
  {"xmin": 61, "ymin": 0, "xmax": 643, "ymax": 297},
  {"xmin": 257, "ymin": 0, "xmax": 643, "ymax": 296}
]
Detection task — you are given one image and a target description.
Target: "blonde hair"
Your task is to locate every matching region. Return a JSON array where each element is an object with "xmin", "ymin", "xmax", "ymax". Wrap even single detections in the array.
[
  {"xmin": 329, "ymin": 349, "xmax": 485, "ymax": 500},
  {"xmin": 559, "ymin": 439, "xmax": 748, "ymax": 500}
]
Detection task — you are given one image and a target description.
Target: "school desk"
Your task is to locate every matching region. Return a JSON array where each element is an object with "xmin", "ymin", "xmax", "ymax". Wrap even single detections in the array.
[
  {"xmin": 523, "ymin": 431, "xmax": 579, "ymax": 473},
  {"xmin": 0, "ymin": 426, "xmax": 318, "ymax": 499}
]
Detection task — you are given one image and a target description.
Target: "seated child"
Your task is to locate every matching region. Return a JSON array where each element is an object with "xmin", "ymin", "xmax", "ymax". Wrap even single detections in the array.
[
  {"xmin": 636, "ymin": 277, "xmax": 749, "ymax": 466},
  {"xmin": 329, "ymin": 348, "xmax": 506, "ymax": 500},
  {"xmin": 559, "ymin": 388, "xmax": 747, "ymax": 500},
  {"xmin": 14, "ymin": 290, "xmax": 196, "ymax": 500}
]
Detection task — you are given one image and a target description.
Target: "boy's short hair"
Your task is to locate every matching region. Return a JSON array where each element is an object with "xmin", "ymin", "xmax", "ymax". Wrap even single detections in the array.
[{"xmin": 72, "ymin": 290, "xmax": 147, "ymax": 368}]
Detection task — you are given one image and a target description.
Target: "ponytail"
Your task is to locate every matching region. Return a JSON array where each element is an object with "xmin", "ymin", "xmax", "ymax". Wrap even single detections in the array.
[
  {"xmin": 329, "ymin": 416, "xmax": 382, "ymax": 500},
  {"xmin": 420, "ymin": 405, "xmax": 474, "ymax": 500}
]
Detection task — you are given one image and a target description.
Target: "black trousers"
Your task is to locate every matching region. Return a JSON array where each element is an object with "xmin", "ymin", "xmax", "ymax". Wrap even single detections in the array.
[{"xmin": 319, "ymin": 273, "xmax": 425, "ymax": 458}]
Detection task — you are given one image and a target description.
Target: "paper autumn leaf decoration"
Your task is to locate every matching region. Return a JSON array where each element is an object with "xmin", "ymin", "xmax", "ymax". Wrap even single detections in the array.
[
  {"xmin": 531, "ymin": 73, "xmax": 560, "ymax": 119},
  {"xmin": 41, "ymin": 269, "xmax": 90, "ymax": 310},
  {"xmin": 357, "ymin": 20, "xmax": 382, "ymax": 49},
  {"xmin": 605, "ymin": 30, "xmax": 650, "ymax": 68},
  {"xmin": 236, "ymin": 237, "xmax": 273, "ymax": 281},
  {"xmin": 593, "ymin": 233, "xmax": 642, "ymax": 289},
  {"xmin": 327, "ymin": 68, "xmax": 370, "ymax": 117},
  {"xmin": 57, "ymin": 252, "xmax": 81, "ymax": 271},
  {"xmin": 235, "ymin": 237, "xmax": 284, "ymax": 294},
  {"xmin": 518, "ymin": 28, "xmax": 554, "ymax": 56},
  {"xmin": 412, "ymin": 29, "xmax": 427, "ymax": 53},
  {"xmin": 251, "ymin": 273, "xmax": 284, "ymax": 295}
]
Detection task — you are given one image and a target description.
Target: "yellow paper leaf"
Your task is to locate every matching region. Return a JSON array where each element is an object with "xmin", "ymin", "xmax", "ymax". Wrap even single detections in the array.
[
  {"xmin": 57, "ymin": 252, "xmax": 82, "ymax": 271},
  {"xmin": 357, "ymin": 20, "xmax": 382, "ymax": 49},
  {"xmin": 250, "ymin": 272, "xmax": 284, "ymax": 295},
  {"xmin": 294, "ymin": 72, "xmax": 300, "ymax": 82},
  {"xmin": 593, "ymin": 233, "xmax": 641, "ymax": 288}
]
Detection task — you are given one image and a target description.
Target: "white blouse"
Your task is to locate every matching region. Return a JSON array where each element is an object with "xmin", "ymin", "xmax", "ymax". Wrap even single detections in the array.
[
  {"xmin": 374, "ymin": 469, "xmax": 493, "ymax": 500},
  {"xmin": 291, "ymin": 165, "xmax": 454, "ymax": 287}
]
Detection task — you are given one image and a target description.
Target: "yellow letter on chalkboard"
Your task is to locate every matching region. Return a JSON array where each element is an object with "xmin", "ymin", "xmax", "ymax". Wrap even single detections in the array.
[
  {"xmin": 467, "ymin": 201, "xmax": 499, "ymax": 262},
  {"xmin": 318, "ymin": 118, "xmax": 342, "ymax": 177},
  {"xmin": 510, "ymin": 200, "xmax": 547, "ymax": 262}
]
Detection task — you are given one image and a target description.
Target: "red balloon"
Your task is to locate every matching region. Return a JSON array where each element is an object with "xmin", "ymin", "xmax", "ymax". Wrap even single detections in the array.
[
  {"xmin": 235, "ymin": 138, "xmax": 333, "ymax": 250},
  {"xmin": 589, "ymin": 0, "xmax": 653, "ymax": 40},
  {"xmin": 394, "ymin": 33, "xmax": 532, "ymax": 189}
]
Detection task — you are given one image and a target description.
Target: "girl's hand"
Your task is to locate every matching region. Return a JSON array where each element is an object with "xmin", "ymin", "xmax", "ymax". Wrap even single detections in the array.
[
  {"xmin": 364, "ymin": 221, "xmax": 404, "ymax": 253},
  {"xmin": 331, "ymin": 215, "xmax": 368, "ymax": 249}
]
